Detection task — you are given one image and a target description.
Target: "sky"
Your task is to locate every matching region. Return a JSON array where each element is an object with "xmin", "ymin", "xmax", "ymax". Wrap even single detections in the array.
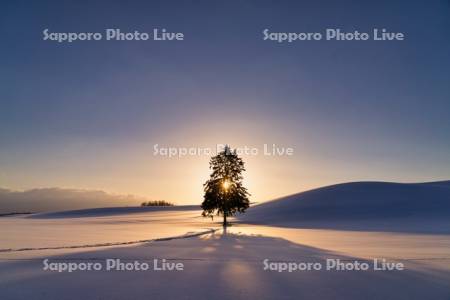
[{"xmin": 0, "ymin": 0, "xmax": 449, "ymax": 205}]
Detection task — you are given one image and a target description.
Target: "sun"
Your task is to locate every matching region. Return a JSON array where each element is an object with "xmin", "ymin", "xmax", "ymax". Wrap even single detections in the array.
[{"xmin": 222, "ymin": 179, "xmax": 231, "ymax": 191}]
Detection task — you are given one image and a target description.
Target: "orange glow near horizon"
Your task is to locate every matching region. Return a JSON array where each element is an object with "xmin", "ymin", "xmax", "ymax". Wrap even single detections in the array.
[{"xmin": 2, "ymin": 115, "xmax": 448, "ymax": 207}]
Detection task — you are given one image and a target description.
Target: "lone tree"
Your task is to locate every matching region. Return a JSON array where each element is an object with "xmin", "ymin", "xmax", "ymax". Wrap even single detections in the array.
[{"xmin": 202, "ymin": 145, "xmax": 250, "ymax": 227}]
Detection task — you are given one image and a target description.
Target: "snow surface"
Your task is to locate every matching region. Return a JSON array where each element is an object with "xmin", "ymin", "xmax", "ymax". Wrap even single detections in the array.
[
  {"xmin": 1, "ymin": 181, "xmax": 449, "ymax": 299},
  {"xmin": 29, "ymin": 205, "xmax": 200, "ymax": 219},
  {"xmin": 238, "ymin": 181, "xmax": 450, "ymax": 233}
]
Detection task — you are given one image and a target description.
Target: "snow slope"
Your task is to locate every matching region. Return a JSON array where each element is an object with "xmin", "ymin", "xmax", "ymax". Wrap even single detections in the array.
[
  {"xmin": 0, "ymin": 208, "xmax": 208, "ymax": 251},
  {"xmin": 238, "ymin": 181, "xmax": 450, "ymax": 232},
  {"xmin": 29, "ymin": 205, "xmax": 200, "ymax": 219}
]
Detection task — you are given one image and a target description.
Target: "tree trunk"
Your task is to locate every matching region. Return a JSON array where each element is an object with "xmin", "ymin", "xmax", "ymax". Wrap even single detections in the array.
[{"xmin": 223, "ymin": 214, "xmax": 227, "ymax": 227}]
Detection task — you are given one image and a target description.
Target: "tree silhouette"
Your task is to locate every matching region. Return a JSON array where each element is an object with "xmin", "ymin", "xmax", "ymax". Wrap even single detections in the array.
[{"xmin": 201, "ymin": 145, "xmax": 250, "ymax": 227}]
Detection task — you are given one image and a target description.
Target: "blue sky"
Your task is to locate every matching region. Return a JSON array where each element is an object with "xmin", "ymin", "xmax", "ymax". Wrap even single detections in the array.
[{"xmin": 1, "ymin": 0, "xmax": 449, "ymax": 203}]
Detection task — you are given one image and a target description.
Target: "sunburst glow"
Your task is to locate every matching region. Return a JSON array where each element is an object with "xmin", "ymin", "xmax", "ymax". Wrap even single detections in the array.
[{"xmin": 222, "ymin": 179, "xmax": 231, "ymax": 191}]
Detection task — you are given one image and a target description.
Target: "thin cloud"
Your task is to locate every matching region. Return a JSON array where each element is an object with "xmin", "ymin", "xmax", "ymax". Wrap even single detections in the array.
[{"xmin": 0, "ymin": 187, "xmax": 149, "ymax": 213}]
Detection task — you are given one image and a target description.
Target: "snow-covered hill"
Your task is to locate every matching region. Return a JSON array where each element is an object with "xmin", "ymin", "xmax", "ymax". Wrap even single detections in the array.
[
  {"xmin": 28, "ymin": 205, "xmax": 200, "ymax": 219},
  {"xmin": 239, "ymin": 181, "xmax": 450, "ymax": 232}
]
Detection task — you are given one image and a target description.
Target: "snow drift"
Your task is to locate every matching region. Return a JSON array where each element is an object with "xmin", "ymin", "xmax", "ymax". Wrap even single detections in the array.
[{"xmin": 239, "ymin": 181, "xmax": 450, "ymax": 230}]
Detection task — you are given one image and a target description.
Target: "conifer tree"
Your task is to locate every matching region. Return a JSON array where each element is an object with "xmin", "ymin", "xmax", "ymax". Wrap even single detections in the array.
[{"xmin": 201, "ymin": 145, "xmax": 250, "ymax": 227}]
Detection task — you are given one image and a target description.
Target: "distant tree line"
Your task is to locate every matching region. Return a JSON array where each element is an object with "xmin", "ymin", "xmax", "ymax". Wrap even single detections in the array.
[{"xmin": 141, "ymin": 200, "xmax": 174, "ymax": 207}]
